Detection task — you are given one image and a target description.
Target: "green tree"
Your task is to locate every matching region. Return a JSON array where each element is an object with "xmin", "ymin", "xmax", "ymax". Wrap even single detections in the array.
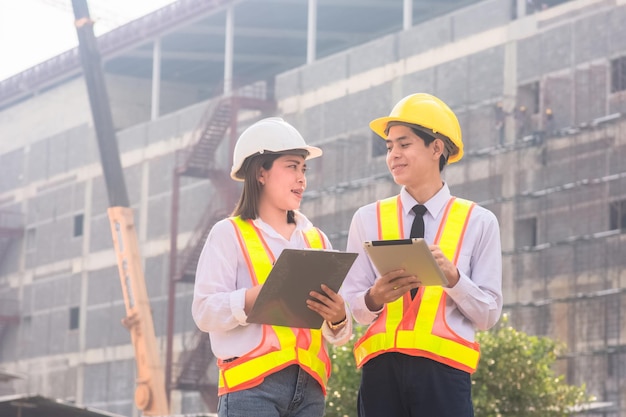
[
  {"xmin": 325, "ymin": 324, "xmax": 364, "ymax": 417},
  {"xmin": 472, "ymin": 315, "xmax": 592, "ymax": 417},
  {"xmin": 325, "ymin": 316, "xmax": 592, "ymax": 417}
]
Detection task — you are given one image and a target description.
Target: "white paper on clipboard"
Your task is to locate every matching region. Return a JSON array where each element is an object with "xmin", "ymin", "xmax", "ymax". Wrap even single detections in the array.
[{"xmin": 363, "ymin": 238, "xmax": 448, "ymax": 286}]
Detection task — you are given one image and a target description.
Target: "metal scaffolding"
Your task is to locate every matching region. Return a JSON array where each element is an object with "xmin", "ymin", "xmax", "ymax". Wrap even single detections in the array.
[{"xmin": 166, "ymin": 84, "xmax": 275, "ymax": 411}]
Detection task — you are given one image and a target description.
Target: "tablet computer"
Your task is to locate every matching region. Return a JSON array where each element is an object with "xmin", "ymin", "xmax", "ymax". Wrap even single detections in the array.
[
  {"xmin": 363, "ymin": 238, "xmax": 448, "ymax": 286},
  {"xmin": 247, "ymin": 249, "xmax": 358, "ymax": 329}
]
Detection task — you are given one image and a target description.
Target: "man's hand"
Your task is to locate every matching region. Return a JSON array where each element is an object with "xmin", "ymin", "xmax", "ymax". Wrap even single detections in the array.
[
  {"xmin": 365, "ymin": 269, "xmax": 421, "ymax": 311},
  {"xmin": 430, "ymin": 245, "xmax": 460, "ymax": 287}
]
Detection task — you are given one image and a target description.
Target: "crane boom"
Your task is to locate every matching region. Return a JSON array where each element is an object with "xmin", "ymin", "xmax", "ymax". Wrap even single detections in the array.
[{"xmin": 71, "ymin": 1, "xmax": 169, "ymax": 415}]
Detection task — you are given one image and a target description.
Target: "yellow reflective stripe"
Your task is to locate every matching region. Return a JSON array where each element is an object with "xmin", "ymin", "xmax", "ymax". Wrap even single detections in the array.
[
  {"xmin": 354, "ymin": 332, "xmax": 392, "ymax": 364},
  {"xmin": 293, "ymin": 234, "xmax": 327, "ymax": 383},
  {"xmin": 297, "ymin": 329, "xmax": 328, "ymax": 385},
  {"xmin": 397, "ymin": 286, "xmax": 479, "ymax": 369},
  {"xmin": 379, "ymin": 196, "xmax": 401, "ymax": 240},
  {"xmin": 357, "ymin": 197, "xmax": 480, "ymax": 371},
  {"xmin": 378, "ymin": 196, "xmax": 405, "ymax": 318},
  {"xmin": 414, "ymin": 287, "xmax": 442, "ymax": 333},
  {"xmin": 396, "ymin": 328, "xmax": 480, "ymax": 368},
  {"xmin": 223, "ymin": 348, "xmax": 298, "ymax": 388},
  {"xmin": 303, "ymin": 227, "xmax": 324, "ymax": 248},
  {"xmin": 399, "ymin": 198, "xmax": 477, "ymax": 369},
  {"xmin": 221, "ymin": 217, "xmax": 329, "ymax": 392},
  {"xmin": 437, "ymin": 198, "xmax": 473, "ymax": 261},
  {"xmin": 354, "ymin": 196, "xmax": 406, "ymax": 365},
  {"xmin": 413, "ymin": 199, "xmax": 470, "ymax": 340},
  {"xmin": 232, "ymin": 217, "xmax": 273, "ymax": 284},
  {"xmin": 378, "ymin": 196, "xmax": 406, "ymax": 324}
]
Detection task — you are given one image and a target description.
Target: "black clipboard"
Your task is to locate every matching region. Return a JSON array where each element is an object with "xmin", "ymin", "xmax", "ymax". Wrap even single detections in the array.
[
  {"xmin": 247, "ymin": 249, "xmax": 358, "ymax": 329},
  {"xmin": 363, "ymin": 238, "xmax": 448, "ymax": 286}
]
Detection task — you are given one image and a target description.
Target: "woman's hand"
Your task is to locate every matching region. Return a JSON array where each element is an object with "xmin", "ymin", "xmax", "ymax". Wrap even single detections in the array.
[
  {"xmin": 244, "ymin": 284, "xmax": 263, "ymax": 314},
  {"xmin": 307, "ymin": 284, "xmax": 346, "ymax": 325}
]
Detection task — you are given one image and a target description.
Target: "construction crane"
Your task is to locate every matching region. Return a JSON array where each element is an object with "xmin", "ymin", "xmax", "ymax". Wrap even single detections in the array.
[
  {"xmin": 37, "ymin": 0, "xmax": 125, "ymax": 30},
  {"xmin": 70, "ymin": 1, "xmax": 169, "ymax": 415}
]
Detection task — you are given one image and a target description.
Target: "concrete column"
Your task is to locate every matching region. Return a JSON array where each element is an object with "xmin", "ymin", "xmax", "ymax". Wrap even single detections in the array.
[
  {"xmin": 403, "ymin": 0, "xmax": 413, "ymax": 30},
  {"xmin": 516, "ymin": 0, "xmax": 527, "ymax": 18},
  {"xmin": 503, "ymin": 41, "xmax": 517, "ymax": 144},
  {"xmin": 224, "ymin": 6, "xmax": 234, "ymax": 96},
  {"xmin": 139, "ymin": 161, "xmax": 149, "ymax": 245},
  {"xmin": 151, "ymin": 38, "xmax": 161, "ymax": 121},
  {"xmin": 75, "ymin": 177, "xmax": 93, "ymax": 404},
  {"xmin": 307, "ymin": 0, "xmax": 317, "ymax": 64}
]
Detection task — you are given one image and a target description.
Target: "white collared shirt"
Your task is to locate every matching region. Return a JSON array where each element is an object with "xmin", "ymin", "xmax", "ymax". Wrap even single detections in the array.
[
  {"xmin": 341, "ymin": 183, "xmax": 503, "ymax": 341},
  {"xmin": 192, "ymin": 210, "xmax": 352, "ymax": 359}
]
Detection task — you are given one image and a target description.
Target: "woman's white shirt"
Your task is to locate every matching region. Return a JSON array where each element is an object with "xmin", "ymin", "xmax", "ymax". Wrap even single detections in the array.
[{"xmin": 192, "ymin": 211, "xmax": 352, "ymax": 359}]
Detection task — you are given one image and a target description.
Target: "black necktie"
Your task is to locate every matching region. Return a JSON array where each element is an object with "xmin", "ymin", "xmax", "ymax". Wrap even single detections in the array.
[
  {"xmin": 410, "ymin": 204, "xmax": 427, "ymax": 298},
  {"xmin": 410, "ymin": 204, "xmax": 427, "ymax": 240}
]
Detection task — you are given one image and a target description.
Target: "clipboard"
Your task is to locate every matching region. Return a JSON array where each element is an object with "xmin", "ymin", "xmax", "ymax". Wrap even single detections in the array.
[
  {"xmin": 363, "ymin": 238, "xmax": 448, "ymax": 286},
  {"xmin": 247, "ymin": 249, "xmax": 358, "ymax": 329}
]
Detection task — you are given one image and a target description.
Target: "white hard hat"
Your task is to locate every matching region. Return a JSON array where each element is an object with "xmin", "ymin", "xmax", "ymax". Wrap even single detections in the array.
[{"xmin": 230, "ymin": 117, "xmax": 322, "ymax": 181}]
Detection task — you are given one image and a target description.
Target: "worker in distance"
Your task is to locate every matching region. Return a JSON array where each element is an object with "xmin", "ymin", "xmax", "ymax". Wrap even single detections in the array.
[
  {"xmin": 192, "ymin": 117, "xmax": 351, "ymax": 417},
  {"xmin": 341, "ymin": 93, "xmax": 503, "ymax": 417}
]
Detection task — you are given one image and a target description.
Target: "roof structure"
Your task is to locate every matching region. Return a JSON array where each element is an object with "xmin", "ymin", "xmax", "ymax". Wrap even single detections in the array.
[{"xmin": 0, "ymin": 0, "xmax": 481, "ymax": 110}]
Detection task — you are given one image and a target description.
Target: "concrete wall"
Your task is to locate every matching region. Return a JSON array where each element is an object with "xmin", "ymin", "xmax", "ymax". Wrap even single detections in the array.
[
  {"xmin": 0, "ymin": 91, "xmax": 213, "ymax": 415},
  {"xmin": 0, "ymin": 79, "xmax": 93, "ymax": 155}
]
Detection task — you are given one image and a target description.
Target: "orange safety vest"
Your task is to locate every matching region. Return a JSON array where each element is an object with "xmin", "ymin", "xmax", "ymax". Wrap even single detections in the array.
[
  {"xmin": 217, "ymin": 216, "xmax": 332, "ymax": 395},
  {"xmin": 354, "ymin": 195, "xmax": 481, "ymax": 373}
]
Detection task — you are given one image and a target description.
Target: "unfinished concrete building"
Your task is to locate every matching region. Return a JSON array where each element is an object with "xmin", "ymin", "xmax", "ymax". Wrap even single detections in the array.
[{"xmin": 1, "ymin": 0, "xmax": 626, "ymax": 415}]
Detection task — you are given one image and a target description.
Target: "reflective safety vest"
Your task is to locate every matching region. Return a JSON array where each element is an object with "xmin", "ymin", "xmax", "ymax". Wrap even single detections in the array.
[
  {"xmin": 217, "ymin": 216, "xmax": 332, "ymax": 395},
  {"xmin": 354, "ymin": 195, "xmax": 481, "ymax": 373}
]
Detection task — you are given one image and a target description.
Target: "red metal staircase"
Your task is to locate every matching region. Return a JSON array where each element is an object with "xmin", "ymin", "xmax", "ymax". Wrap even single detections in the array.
[
  {"xmin": 173, "ymin": 332, "xmax": 217, "ymax": 410},
  {"xmin": 166, "ymin": 87, "xmax": 275, "ymax": 410}
]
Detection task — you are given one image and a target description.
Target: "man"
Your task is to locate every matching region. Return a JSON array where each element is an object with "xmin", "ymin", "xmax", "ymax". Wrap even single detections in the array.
[{"xmin": 341, "ymin": 93, "xmax": 503, "ymax": 417}]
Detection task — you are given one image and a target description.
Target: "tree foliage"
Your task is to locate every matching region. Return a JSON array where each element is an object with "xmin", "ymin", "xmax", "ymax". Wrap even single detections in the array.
[
  {"xmin": 472, "ymin": 315, "xmax": 592, "ymax": 417},
  {"xmin": 325, "ymin": 324, "xmax": 365, "ymax": 417},
  {"xmin": 325, "ymin": 316, "xmax": 592, "ymax": 417}
]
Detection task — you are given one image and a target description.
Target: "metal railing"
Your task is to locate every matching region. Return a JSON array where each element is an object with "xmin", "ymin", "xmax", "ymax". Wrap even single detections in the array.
[{"xmin": 0, "ymin": 0, "xmax": 235, "ymax": 108}]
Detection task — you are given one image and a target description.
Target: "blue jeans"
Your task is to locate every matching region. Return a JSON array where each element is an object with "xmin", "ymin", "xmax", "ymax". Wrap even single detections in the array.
[{"xmin": 217, "ymin": 364, "xmax": 325, "ymax": 417}]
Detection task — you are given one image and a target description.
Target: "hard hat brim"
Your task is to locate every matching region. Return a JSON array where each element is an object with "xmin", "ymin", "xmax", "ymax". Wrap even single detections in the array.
[
  {"xmin": 230, "ymin": 145, "xmax": 322, "ymax": 181},
  {"xmin": 369, "ymin": 116, "xmax": 396, "ymax": 139}
]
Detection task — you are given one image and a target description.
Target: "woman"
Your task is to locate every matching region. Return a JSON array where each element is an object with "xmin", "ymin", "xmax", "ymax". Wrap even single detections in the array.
[{"xmin": 192, "ymin": 117, "xmax": 351, "ymax": 417}]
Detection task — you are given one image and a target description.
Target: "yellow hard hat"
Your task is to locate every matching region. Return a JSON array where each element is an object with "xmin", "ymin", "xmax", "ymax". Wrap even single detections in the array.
[{"xmin": 369, "ymin": 93, "xmax": 464, "ymax": 164}]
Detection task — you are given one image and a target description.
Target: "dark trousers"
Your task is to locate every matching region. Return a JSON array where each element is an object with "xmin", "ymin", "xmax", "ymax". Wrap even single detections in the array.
[{"xmin": 358, "ymin": 353, "xmax": 474, "ymax": 417}]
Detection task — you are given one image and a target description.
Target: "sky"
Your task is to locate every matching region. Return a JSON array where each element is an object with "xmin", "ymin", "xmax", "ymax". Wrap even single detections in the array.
[{"xmin": 0, "ymin": 0, "xmax": 178, "ymax": 82}]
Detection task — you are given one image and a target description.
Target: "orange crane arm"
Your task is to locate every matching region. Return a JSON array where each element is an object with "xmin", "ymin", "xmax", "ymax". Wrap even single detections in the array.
[
  {"xmin": 110, "ymin": 207, "xmax": 169, "ymax": 415},
  {"xmin": 71, "ymin": 1, "xmax": 168, "ymax": 415}
]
